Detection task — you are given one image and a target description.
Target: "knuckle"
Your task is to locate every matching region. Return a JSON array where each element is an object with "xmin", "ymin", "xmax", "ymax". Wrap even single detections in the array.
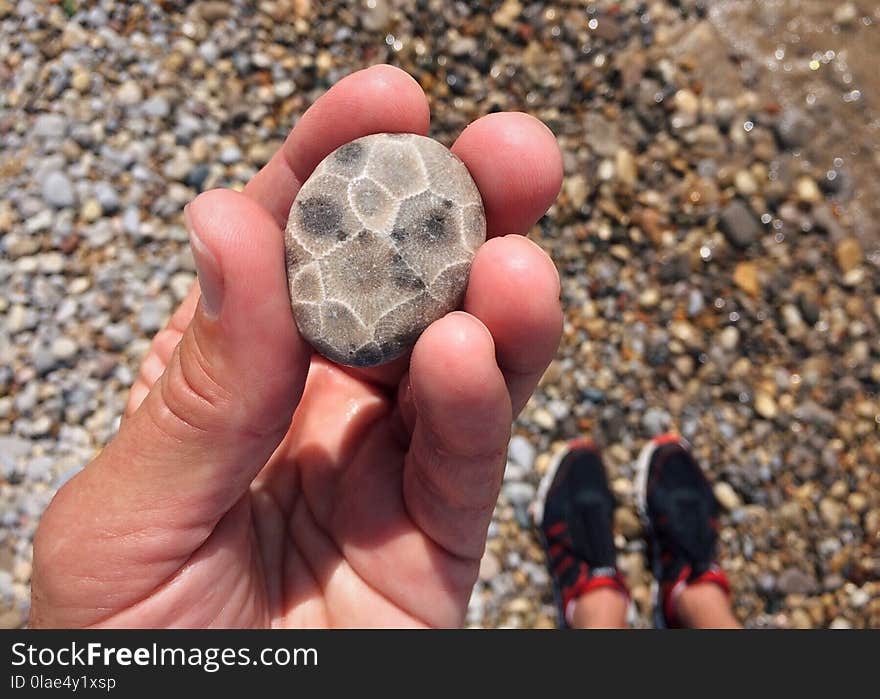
[{"xmin": 150, "ymin": 331, "xmax": 233, "ymax": 439}]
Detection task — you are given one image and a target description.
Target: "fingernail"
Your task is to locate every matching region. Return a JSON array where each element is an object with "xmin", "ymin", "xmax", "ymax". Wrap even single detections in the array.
[{"xmin": 184, "ymin": 204, "xmax": 223, "ymax": 320}]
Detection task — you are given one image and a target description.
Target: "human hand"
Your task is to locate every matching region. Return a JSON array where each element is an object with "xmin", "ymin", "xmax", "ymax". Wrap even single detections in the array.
[{"xmin": 30, "ymin": 65, "xmax": 563, "ymax": 628}]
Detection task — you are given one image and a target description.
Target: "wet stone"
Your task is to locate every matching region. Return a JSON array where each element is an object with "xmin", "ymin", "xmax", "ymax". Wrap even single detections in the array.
[
  {"xmin": 284, "ymin": 133, "xmax": 485, "ymax": 367},
  {"xmin": 718, "ymin": 200, "xmax": 761, "ymax": 248}
]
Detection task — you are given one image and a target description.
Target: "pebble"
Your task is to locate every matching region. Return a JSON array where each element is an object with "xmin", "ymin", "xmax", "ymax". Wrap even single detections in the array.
[
  {"xmin": 614, "ymin": 507, "xmax": 641, "ymax": 539},
  {"xmin": 754, "ymin": 392, "xmax": 778, "ymax": 420},
  {"xmin": 219, "ymin": 146, "xmax": 242, "ymax": 164},
  {"xmin": 502, "ymin": 482, "xmax": 536, "ymax": 509},
  {"xmin": 81, "ymin": 198, "xmax": 102, "ymax": 222},
  {"xmin": 777, "ymin": 568, "xmax": 817, "ymax": 595},
  {"xmin": 116, "ymin": 80, "xmax": 143, "ymax": 105},
  {"xmin": 796, "ymin": 177, "xmax": 822, "ymax": 205},
  {"xmin": 33, "ymin": 114, "xmax": 67, "ymax": 139},
  {"xmin": 42, "ymin": 171, "xmax": 76, "ymax": 208},
  {"xmin": 833, "ymin": 3, "xmax": 858, "ymax": 26},
  {"xmin": 137, "ymin": 302, "xmax": 166, "ymax": 334},
  {"xmin": 531, "ymin": 408, "xmax": 556, "ymax": 432},
  {"xmin": 642, "ymin": 407, "xmax": 670, "ymax": 436},
  {"xmin": 718, "ymin": 200, "xmax": 761, "ymax": 248},
  {"xmin": 50, "ymin": 337, "xmax": 79, "ymax": 363},
  {"xmin": 142, "ymin": 96, "xmax": 170, "ymax": 119},
  {"xmin": 285, "ymin": 134, "xmax": 485, "ymax": 367},
  {"xmin": 719, "ymin": 325, "xmax": 740, "ymax": 351},
  {"xmin": 734, "ymin": 170, "xmax": 758, "ymax": 196},
  {"xmin": 478, "ymin": 551, "xmax": 502, "ymax": 582},
  {"xmin": 714, "ymin": 482, "xmax": 742, "ymax": 511},
  {"xmin": 507, "ymin": 435, "xmax": 536, "ymax": 471},
  {"xmin": 88, "ymin": 183, "xmax": 118, "ymax": 215},
  {"xmin": 835, "ymin": 238, "xmax": 863, "ymax": 273},
  {"xmin": 733, "ymin": 261, "xmax": 761, "ymax": 297},
  {"xmin": 775, "ymin": 109, "xmax": 809, "ymax": 148},
  {"xmin": 674, "ymin": 89, "xmax": 700, "ymax": 117},
  {"xmin": 103, "ymin": 322, "xmax": 134, "ymax": 351}
]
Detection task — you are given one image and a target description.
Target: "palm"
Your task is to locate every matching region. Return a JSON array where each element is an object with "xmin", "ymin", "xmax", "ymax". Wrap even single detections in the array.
[
  {"xmin": 70, "ymin": 358, "xmax": 478, "ymax": 629},
  {"xmin": 172, "ymin": 360, "xmax": 478, "ymax": 628}
]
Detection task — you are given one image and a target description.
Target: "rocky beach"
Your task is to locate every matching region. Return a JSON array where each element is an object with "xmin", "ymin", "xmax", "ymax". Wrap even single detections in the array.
[{"xmin": 1, "ymin": 0, "xmax": 878, "ymax": 628}]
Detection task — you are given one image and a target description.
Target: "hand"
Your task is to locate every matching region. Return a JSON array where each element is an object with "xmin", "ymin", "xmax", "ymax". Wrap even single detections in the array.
[{"xmin": 30, "ymin": 65, "xmax": 563, "ymax": 628}]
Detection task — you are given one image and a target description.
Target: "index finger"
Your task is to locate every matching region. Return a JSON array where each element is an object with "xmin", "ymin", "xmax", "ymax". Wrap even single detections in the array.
[{"xmin": 245, "ymin": 64, "xmax": 431, "ymax": 226}]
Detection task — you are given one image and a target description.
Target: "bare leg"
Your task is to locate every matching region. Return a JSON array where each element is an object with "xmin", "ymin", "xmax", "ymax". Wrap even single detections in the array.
[
  {"xmin": 570, "ymin": 588, "xmax": 628, "ymax": 629},
  {"xmin": 676, "ymin": 583, "xmax": 741, "ymax": 629}
]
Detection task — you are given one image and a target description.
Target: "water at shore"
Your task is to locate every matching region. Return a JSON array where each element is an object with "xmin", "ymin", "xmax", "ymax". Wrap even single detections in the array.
[{"xmin": 708, "ymin": 0, "xmax": 879, "ymax": 249}]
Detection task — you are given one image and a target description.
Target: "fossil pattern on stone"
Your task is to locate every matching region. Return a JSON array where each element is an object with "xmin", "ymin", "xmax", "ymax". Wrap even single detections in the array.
[{"xmin": 284, "ymin": 132, "xmax": 486, "ymax": 367}]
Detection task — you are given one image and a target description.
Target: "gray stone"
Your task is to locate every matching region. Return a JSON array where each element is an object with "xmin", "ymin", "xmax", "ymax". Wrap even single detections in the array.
[
  {"xmin": 719, "ymin": 200, "xmax": 761, "ymax": 248},
  {"xmin": 642, "ymin": 407, "xmax": 671, "ymax": 436},
  {"xmin": 219, "ymin": 146, "xmax": 242, "ymax": 164},
  {"xmin": 507, "ymin": 435, "xmax": 536, "ymax": 471},
  {"xmin": 122, "ymin": 207, "xmax": 141, "ymax": 237},
  {"xmin": 137, "ymin": 302, "xmax": 165, "ymax": 334},
  {"xmin": 775, "ymin": 109, "xmax": 810, "ymax": 149},
  {"xmin": 42, "ymin": 171, "xmax": 76, "ymax": 208},
  {"xmin": 285, "ymin": 133, "xmax": 486, "ymax": 367},
  {"xmin": 93, "ymin": 182, "xmax": 120, "ymax": 213},
  {"xmin": 33, "ymin": 114, "xmax": 67, "ymax": 139},
  {"xmin": 776, "ymin": 567, "xmax": 817, "ymax": 595},
  {"xmin": 142, "ymin": 96, "xmax": 170, "ymax": 118},
  {"xmin": 103, "ymin": 322, "xmax": 133, "ymax": 350},
  {"xmin": 502, "ymin": 481, "xmax": 536, "ymax": 508},
  {"xmin": 50, "ymin": 336, "xmax": 78, "ymax": 362}
]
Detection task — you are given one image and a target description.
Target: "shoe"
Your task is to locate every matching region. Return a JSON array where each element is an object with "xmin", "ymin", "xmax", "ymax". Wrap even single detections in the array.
[
  {"xmin": 532, "ymin": 439, "xmax": 629, "ymax": 628},
  {"xmin": 635, "ymin": 434, "xmax": 731, "ymax": 628}
]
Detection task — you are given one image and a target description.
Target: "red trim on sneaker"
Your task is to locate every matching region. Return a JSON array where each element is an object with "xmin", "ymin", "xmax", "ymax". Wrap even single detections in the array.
[
  {"xmin": 562, "ymin": 566, "xmax": 631, "ymax": 626},
  {"xmin": 652, "ymin": 433, "xmax": 682, "ymax": 447},
  {"xmin": 662, "ymin": 564, "xmax": 731, "ymax": 628},
  {"xmin": 567, "ymin": 438, "xmax": 597, "ymax": 451},
  {"xmin": 546, "ymin": 521, "xmax": 567, "ymax": 538},
  {"xmin": 691, "ymin": 566, "xmax": 731, "ymax": 597}
]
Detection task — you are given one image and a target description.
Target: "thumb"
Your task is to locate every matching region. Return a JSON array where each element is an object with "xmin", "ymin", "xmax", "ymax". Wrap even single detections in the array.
[{"xmin": 50, "ymin": 189, "xmax": 309, "ymax": 553}]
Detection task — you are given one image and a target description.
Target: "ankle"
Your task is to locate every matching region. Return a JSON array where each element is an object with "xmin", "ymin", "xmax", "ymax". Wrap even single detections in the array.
[
  {"xmin": 675, "ymin": 579, "xmax": 740, "ymax": 629},
  {"xmin": 570, "ymin": 586, "xmax": 629, "ymax": 629}
]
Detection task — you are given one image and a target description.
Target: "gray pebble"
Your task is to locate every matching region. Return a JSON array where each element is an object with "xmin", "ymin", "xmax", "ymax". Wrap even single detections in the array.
[
  {"xmin": 33, "ymin": 113, "xmax": 67, "ymax": 139},
  {"xmin": 141, "ymin": 96, "xmax": 170, "ymax": 119},
  {"xmin": 42, "ymin": 171, "xmax": 76, "ymax": 208},
  {"xmin": 503, "ymin": 481, "xmax": 536, "ymax": 508},
  {"xmin": 776, "ymin": 567, "xmax": 817, "ymax": 595},
  {"xmin": 719, "ymin": 200, "xmax": 761, "ymax": 248},
  {"xmin": 642, "ymin": 407, "xmax": 671, "ymax": 436},
  {"xmin": 285, "ymin": 133, "xmax": 485, "ymax": 367},
  {"xmin": 219, "ymin": 146, "xmax": 242, "ymax": 164},
  {"xmin": 93, "ymin": 182, "xmax": 120, "ymax": 213},
  {"xmin": 103, "ymin": 322, "xmax": 134, "ymax": 350},
  {"xmin": 50, "ymin": 336, "xmax": 78, "ymax": 362},
  {"xmin": 507, "ymin": 435, "xmax": 537, "ymax": 471},
  {"xmin": 137, "ymin": 302, "xmax": 166, "ymax": 334}
]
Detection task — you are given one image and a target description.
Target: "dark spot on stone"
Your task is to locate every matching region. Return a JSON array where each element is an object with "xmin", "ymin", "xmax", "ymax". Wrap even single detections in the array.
[
  {"xmin": 335, "ymin": 141, "xmax": 364, "ymax": 165},
  {"xmin": 336, "ymin": 230, "xmax": 348, "ymax": 241},
  {"xmin": 417, "ymin": 208, "xmax": 451, "ymax": 243},
  {"xmin": 442, "ymin": 198, "xmax": 453, "ymax": 208},
  {"xmin": 391, "ymin": 226, "xmax": 406, "ymax": 242},
  {"xmin": 352, "ymin": 344, "xmax": 384, "ymax": 367},
  {"xmin": 298, "ymin": 195, "xmax": 342, "ymax": 237},
  {"xmin": 390, "ymin": 253, "xmax": 425, "ymax": 291},
  {"xmin": 285, "ymin": 246, "xmax": 299, "ymax": 269}
]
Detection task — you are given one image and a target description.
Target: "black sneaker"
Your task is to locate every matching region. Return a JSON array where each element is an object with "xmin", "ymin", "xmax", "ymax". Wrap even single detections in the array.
[
  {"xmin": 635, "ymin": 434, "xmax": 731, "ymax": 628},
  {"xmin": 532, "ymin": 439, "xmax": 629, "ymax": 628}
]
